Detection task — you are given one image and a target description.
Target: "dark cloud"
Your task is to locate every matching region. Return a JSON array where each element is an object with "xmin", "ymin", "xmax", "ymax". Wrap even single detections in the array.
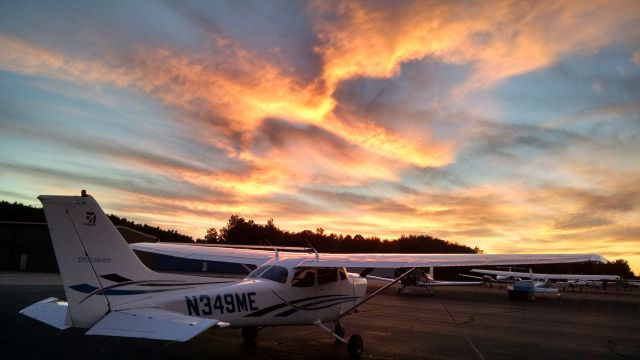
[
  {"xmin": 332, "ymin": 59, "xmax": 472, "ymax": 132},
  {"xmin": 259, "ymin": 194, "xmax": 322, "ymax": 216},
  {"xmin": 165, "ymin": 1, "xmax": 324, "ymax": 87},
  {"xmin": 111, "ymin": 199, "xmax": 234, "ymax": 221},
  {"xmin": 541, "ymin": 185, "xmax": 639, "ymax": 214},
  {"xmin": 252, "ymin": 118, "xmax": 363, "ymax": 164},
  {"xmin": 469, "ymin": 121, "xmax": 591, "ymax": 160},
  {"xmin": 302, "ymin": 188, "xmax": 415, "ymax": 214},
  {"xmin": 0, "ymin": 1, "xmax": 204, "ymax": 59},
  {"xmin": 0, "ymin": 189, "xmax": 36, "ymax": 203},
  {"xmin": 400, "ymin": 166, "xmax": 466, "ymax": 189},
  {"xmin": 553, "ymin": 214, "xmax": 612, "ymax": 230},
  {"xmin": 0, "ymin": 162, "xmax": 224, "ymax": 202},
  {"xmin": 0, "ymin": 120, "xmax": 246, "ymax": 175}
]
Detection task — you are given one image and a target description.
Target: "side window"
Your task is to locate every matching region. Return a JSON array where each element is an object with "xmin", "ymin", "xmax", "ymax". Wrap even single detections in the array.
[
  {"xmin": 339, "ymin": 268, "xmax": 347, "ymax": 280},
  {"xmin": 318, "ymin": 268, "xmax": 338, "ymax": 285},
  {"xmin": 291, "ymin": 269, "xmax": 316, "ymax": 287},
  {"xmin": 259, "ymin": 265, "xmax": 289, "ymax": 284}
]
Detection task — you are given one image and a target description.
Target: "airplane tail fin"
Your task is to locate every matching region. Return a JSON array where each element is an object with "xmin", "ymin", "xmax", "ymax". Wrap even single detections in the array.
[{"xmin": 38, "ymin": 193, "xmax": 152, "ymax": 328}]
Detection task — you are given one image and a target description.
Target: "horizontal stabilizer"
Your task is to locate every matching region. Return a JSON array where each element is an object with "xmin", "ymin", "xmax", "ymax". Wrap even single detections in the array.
[
  {"xmin": 86, "ymin": 307, "xmax": 229, "ymax": 342},
  {"xmin": 20, "ymin": 297, "xmax": 70, "ymax": 330}
]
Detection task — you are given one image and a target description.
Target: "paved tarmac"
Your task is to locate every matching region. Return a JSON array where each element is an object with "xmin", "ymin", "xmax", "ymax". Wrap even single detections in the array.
[{"xmin": 1, "ymin": 273, "xmax": 639, "ymax": 359}]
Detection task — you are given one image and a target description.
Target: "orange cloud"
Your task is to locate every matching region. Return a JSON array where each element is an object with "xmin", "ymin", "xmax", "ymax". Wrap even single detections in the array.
[
  {"xmin": 0, "ymin": 32, "xmax": 453, "ymax": 181},
  {"xmin": 310, "ymin": 0, "xmax": 640, "ymax": 92}
]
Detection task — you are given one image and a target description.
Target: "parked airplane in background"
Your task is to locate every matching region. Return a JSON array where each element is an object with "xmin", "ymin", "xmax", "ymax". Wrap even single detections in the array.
[
  {"xmin": 462, "ymin": 268, "xmax": 620, "ymax": 284},
  {"xmin": 20, "ymin": 192, "xmax": 608, "ymax": 358},
  {"xmin": 461, "ymin": 268, "xmax": 621, "ymax": 300},
  {"xmin": 460, "ymin": 267, "xmax": 527, "ymax": 283},
  {"xmin": 506, "ymin": 269, "xmax": 561, "ymax": 301},
  {"xmin": 368, "ymin": 267, "xmax": 483, "ymax": 295}
]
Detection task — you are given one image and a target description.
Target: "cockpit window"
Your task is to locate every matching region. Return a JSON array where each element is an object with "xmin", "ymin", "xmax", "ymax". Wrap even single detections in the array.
[
  {"xmin": 291, "ymin": 268, "xmax": 316, "ymax": 287},
  {"xmin": 259, "ymin": 265, "xmax": 288, "ymax": 284},
  {"xmin": 318, "ymin": 268, "xmax": 338, "ymax": 285},
  {"xmin": 247, "ymin": 265, "xmax": 270, "ymax": 279}
]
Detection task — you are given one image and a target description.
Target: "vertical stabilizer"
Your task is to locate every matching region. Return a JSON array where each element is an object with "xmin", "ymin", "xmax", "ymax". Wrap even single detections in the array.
[{"xmin": 39, "ymin": 194, "xmax": 151, "ymax": 328}]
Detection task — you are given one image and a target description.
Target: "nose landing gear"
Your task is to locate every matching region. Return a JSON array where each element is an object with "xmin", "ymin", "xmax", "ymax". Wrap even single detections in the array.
[
  {"xmin": 334, "ymin": 322, "xmax": 345, "ymax": 338},
  {"xmin": 315, "ymin": 320, "xmax": 364, "ymax": 358}
]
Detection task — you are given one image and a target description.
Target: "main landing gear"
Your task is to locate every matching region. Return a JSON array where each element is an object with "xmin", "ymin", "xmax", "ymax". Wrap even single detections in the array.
[
  {"xmin": 241, "ymin": 326, "xmax": 260, "ymax": 343},
  {"xmin": 315, "ymin": 320, "xmax": 364, "ymax": 359},
  {"xmin": 347, "ymin": 334, "xmax": 363, "ymax": 358}
]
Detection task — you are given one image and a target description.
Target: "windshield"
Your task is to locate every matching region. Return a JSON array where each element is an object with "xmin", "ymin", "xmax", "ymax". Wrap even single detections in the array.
[
  {"xmin": 247, "ymin": 265, "xmax": 289, "ymax": 283},
  {"xmin": 247, "ymin": 265, "xmax": 270, "ymax": 279}
]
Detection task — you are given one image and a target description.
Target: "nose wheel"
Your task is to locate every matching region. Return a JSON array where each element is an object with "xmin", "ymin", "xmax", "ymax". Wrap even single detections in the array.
[{"xmin": 315, "ymin": 321, "xmax": 364, "ymax": 358}]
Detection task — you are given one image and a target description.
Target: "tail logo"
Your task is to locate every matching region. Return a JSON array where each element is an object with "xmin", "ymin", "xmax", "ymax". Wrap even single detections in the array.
[{"xmin": 84, "ymin": 212, "xmax": 96, "ymax": 226}]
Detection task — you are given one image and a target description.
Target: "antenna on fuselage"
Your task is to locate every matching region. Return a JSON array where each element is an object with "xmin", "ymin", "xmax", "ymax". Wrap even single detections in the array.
[{"xmin": 305, "ymin": 240, "xmax": 319, "ymax": 261}]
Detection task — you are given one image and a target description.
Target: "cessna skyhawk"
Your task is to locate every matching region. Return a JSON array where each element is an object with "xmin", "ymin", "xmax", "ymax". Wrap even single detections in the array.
[{"xmin": 20, "ymin": 193, "xmax": 607, "ymax": 358}]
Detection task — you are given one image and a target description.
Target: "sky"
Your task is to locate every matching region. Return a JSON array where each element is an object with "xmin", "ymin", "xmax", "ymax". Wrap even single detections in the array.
[{"xmin": 1, "ymin": 1, "xmax": 639, "ymax": 273}]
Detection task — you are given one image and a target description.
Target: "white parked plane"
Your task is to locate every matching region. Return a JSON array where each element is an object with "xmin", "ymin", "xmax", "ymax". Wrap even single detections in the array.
[
  {"xmin": 462, "ymin": 268, "xmax": 621, "ymax": 300},
  {"xmin": 20, "ymin": 193, "xmax": 608, "ymax": 358},
  {"xmin": 463, "ymin": 268, "xmax": 620, "ymax": 283}
]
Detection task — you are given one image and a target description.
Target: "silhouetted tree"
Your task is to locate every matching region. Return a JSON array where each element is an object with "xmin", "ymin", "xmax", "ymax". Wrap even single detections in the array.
[{"xmin": 204, "ymin": 228, "xmax": 219, "ymax": 243}]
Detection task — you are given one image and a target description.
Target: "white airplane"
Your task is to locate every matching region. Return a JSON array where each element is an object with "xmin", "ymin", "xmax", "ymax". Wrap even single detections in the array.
[
  {"xmin": 507, "ymin": 280, "xmax": 560, "ymax": 300},
  {"xmin": 20, "ymin": 193, "xmax": 608, "ymax": 358},
  {"xmin": 464, "ymin": 268, "xmax": 620, "ymax": 283},
  {"xmin": 463, "ymin": 268, "xmax": 621, "ymax": 300}
]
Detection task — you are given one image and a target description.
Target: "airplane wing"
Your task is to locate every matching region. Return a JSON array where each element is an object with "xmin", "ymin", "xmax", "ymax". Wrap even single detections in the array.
[
  {"xmin": 131, "ymin": 242, "xmax": 274, "ymax": 266},
  {"xmin": 470, "ymin": 269, "xmax": 619, "ymax": 281},
  {"xmin": 426, "ymin": 280, "xmax": 484, "ymax": 286},
  {"xmin": 296, "ymin": 253, "xmax": 607, "ymax": 268},
  {"xmin": 459, "ymin": 274, "xmax": 489, "ymax": 281},
  {"xmin": 367, "ymin": 275, "xmax": 483, "ymax": 286},
  {"xmin": 85, "ymin": 307, "xmax": 229, "ymax": 342},
  {"xmin": 132, "ymin": 243, "xmax": 607, "ymax": 270}
]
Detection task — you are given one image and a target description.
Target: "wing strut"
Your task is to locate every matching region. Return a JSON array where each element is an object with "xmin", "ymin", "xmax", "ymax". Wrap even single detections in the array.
[
  {"xmin": 359, "ymin": 268, "xmax": 375, "ymax": 278},
  {"xmin": 339, "ymin": 267, "xmax": 417, "ymax": 319}
]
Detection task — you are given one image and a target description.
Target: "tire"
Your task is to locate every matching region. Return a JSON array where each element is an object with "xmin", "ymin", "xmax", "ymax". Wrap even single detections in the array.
[
  {"xmin": 242, "ymin": 327, "xmax": 258, "ymax": 343},
  {"xmin": 347, "ymin": 334, "xmax": 363, "ymax": 359},
  {"xmin": 334, "ymin": 323, "xmax": 345, "ymax": 338}
]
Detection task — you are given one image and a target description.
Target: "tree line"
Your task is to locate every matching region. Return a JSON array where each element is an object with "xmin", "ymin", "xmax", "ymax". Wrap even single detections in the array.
[
  {"xmin": 1, "ymin": 200, "xmax": 635, "ymax": 277},
  {"xmin": 199, "ymin": 214, "xmax": 481, "ymax": 254}
]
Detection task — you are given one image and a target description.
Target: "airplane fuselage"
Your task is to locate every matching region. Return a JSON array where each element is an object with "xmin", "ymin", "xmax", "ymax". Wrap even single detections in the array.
[{"xmin": 120, "ymin": 271, "xmax": 367, "ymax": 328}]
